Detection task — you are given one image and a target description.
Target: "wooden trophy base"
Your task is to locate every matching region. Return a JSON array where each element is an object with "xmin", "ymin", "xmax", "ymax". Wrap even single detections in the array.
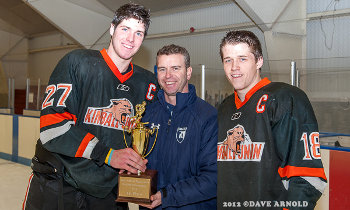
[{"xmin": 116, "ymin": 169, "xmax": 157, "ymax": 205}]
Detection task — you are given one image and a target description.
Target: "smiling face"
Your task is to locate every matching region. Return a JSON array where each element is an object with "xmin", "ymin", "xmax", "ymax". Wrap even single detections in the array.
[
  {"xmin": 222, "ymin": 43, "xmax": 263, "ymax": 101},
  {"xmin": 108, "ymin": 18, "xmax": 145, "ymax": 63},
  {"xmin": 157, "ymin": 54, "xmax": 192, "ymax": 105}
]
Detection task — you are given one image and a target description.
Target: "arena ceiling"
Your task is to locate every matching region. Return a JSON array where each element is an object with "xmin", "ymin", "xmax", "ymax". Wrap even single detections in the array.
[
  {"xmin": 0, "ymin": 0, "xmax": 57, "ymax": 36},
  {"xmin": 0, "ymin": 0, "xmax": 229, "ymax": 37}
]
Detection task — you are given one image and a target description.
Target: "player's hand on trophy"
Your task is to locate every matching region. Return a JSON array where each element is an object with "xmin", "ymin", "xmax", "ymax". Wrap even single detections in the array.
[
  {"xmin": 139, "ymin": 191, "xmax": 162, "ymax": 209},
  {"xmin": 110, "ymin": 148, "xmax": 148, "ymax": 174}
]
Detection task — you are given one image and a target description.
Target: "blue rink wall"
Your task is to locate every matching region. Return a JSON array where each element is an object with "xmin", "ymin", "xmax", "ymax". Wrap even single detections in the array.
[{"xmin": 0, "ymin": 113, "xmax": 39, "ymax": 165}]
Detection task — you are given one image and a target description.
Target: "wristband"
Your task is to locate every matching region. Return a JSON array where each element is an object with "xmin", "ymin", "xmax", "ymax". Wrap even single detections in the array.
[{"xmin": 105, "ymin": 148, "xmax": 114, "ymax": 165}]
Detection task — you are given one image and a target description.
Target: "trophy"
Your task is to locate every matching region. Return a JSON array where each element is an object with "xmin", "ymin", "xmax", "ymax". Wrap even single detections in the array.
[{"xmin": 116, "ymin": 101, "xmax": 158, "ymax": 205}]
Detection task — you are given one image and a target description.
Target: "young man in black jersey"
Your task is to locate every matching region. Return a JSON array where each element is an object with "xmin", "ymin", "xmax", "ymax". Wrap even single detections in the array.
[
  {"xmin": 23, "ymin": 3, "xmax": 158, "ymax": 210},
  {"xmin": 217, "ymin": 30, "xmax": 327, "ymax": 210}
]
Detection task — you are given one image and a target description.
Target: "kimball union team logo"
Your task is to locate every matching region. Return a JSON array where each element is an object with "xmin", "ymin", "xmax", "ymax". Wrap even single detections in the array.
[
  {"xmin": 176, "ymin": 127, "xmax": 187, "ymax": 143},
  {"xmin": 83, "ymin": 98, "xmax": 134, "ymax": 130},
  {"xmin": 217, "ymin": 124, "xmax": 265, "ymax": 161}
]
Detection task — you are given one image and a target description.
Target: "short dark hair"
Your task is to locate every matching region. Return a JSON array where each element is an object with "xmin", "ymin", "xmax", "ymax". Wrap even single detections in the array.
[
  {"xmin": 156, "ymin": 44, "xmax": 191, "ymax": 68},
  {"xmin": 112, "ymin": 3, "xmax": 151, "ymax": 36},
  {"xmin": 220, "ymin": 30, "xmax": 263, "ymax": 62}
]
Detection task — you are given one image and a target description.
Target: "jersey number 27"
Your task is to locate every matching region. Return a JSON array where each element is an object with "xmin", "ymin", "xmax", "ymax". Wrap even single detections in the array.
[{"xmin": 42, "ymin": 84, "xmax": 72, "ymax": 109}]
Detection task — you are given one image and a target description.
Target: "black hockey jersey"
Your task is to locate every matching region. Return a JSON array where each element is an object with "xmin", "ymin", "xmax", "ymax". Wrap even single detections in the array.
[
  {"xmin": 39, "ymin": 49, "xmax": 158, "ymax": 198},
  {"xmin": 217, "ymin": 78, "xmax": 327, "ymax": 210}
]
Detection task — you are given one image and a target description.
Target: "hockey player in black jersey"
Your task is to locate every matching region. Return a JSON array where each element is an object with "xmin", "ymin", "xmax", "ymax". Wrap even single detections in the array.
[
  {"xmin": 23, "ymin": 3, "xmax": 158, "ymax": 210},
  {"xmin": 217, "ymin": 30, "xmax": 327, "ymax": 210}
]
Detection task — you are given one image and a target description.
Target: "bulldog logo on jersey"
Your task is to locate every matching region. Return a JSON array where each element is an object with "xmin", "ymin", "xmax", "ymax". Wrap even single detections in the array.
[
  {"xmin": 103, "ymin": 99, "xmax": 133, "ymax": 125},
  {"xmin": 176, "ymin": 127, "xmax": 187, "ymax": 143},
  {"xmin": 217, "ymin": 124, "xmax": 265, "ymax": 161},
  {"xmin": 83, "ymin": 98, "xmax": 134, "ymax": 130},
  {"xmin": 222, "ymin": 125, "xmax": 251, "ymax": 155}
]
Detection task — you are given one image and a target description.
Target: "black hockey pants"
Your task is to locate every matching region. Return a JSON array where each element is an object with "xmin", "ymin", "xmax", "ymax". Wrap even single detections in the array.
[{"xmin": 23, "ymin": 140, "xmax": 128, "ymax": 210}]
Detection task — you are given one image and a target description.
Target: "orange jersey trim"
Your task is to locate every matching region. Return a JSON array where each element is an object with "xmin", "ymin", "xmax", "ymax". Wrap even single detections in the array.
[
  {"xmin": 278, "ymin": 165, "xmax": 327, "ymax": 180},
  {"xmin": 40, "ymin": 112, "xmax": 77, "ymax": 129},
  {"xmin": 100, "ymin": 48, "xmax": 133, "ymax": 83},
  {"xmin": 22, "ymin": 173, "xmax": 34, "ymax": 210},
  {"xmin": 235, "ymin": 77, "xmax": 271, "ymax": 109},
  {"xmin": 75, "ymin": 133, "xmax": 95, "ymax": 157}
]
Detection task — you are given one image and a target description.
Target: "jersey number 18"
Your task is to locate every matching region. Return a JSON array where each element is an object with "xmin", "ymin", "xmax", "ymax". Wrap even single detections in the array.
[{"xmin": 300, "ymin": 132, "xmax": 321, "ymax": 160}]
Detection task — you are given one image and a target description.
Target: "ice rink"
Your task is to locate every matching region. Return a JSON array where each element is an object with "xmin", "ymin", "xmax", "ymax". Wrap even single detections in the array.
[{"xmin": 0, "ymin": 159, "xmax": 31, "ymax": 210}]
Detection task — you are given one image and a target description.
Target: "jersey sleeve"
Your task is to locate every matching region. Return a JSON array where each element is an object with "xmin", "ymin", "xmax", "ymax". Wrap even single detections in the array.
[
  {"xmin": 39, "ymin": 51, "xmax": 109, "ymax": 162},
  {"xmin": 162, "ymin": 113, "xmax": 218, "ymax": 208},
  {"xmin": 270, "ymin": 87, "xmax": 327, "ymax": 209}
]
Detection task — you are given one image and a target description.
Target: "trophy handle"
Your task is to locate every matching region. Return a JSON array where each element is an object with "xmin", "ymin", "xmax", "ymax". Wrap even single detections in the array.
[
  {"xmin": 122, "ymin": 126, "xmax": 130, "ymax": 149},
  {"xmin": 143, "ymin": 127, "xmax": 158, "ymax": 158}
]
